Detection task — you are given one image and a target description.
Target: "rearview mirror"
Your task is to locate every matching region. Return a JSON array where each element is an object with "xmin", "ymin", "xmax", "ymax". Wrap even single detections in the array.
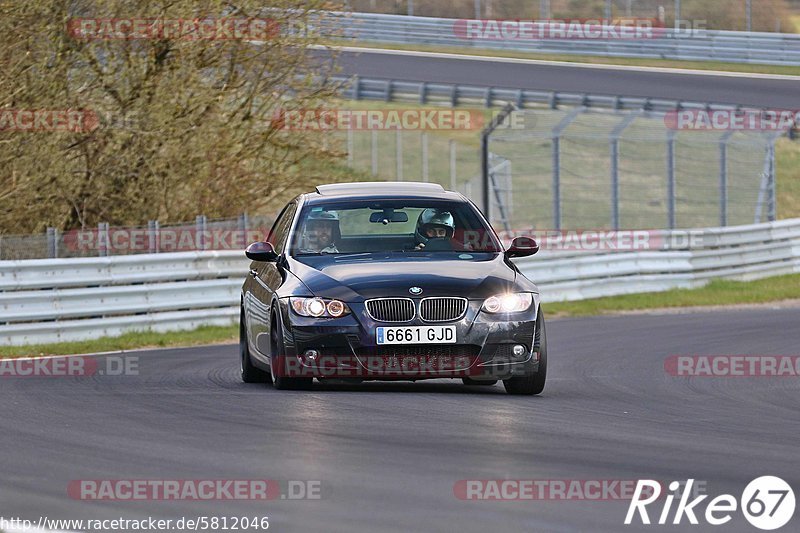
[
  {"xmin": 505, "ymin": 236, "xmax": 539, "ymax": 258},
  {"xmin": 369, "ymin": 211, "xmax": 409, "ymax": 224},
  {"xmin": 245, "ymin": 241, "xmax": 278, "ymax": 262}
]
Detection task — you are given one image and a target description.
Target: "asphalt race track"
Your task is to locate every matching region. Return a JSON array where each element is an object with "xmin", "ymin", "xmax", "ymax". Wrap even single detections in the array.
[
  {"xmin": 2, "ymin": 307, "xmax": 799, "ymax": 532},
  {"xmin": 319, "ymin": 48, "xmax": 800, "ymax": 109}
]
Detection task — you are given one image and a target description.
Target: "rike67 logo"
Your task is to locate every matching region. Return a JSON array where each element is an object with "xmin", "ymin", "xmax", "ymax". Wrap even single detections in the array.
[{"xmin": 626, "ymin": 477, "xmax": 795, "ymax": 530}]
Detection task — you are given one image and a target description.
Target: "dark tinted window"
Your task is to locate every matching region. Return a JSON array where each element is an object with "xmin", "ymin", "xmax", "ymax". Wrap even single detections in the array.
[{"xmin": 268, "ymin": 202, "xmax": 297, "ymax": 254}]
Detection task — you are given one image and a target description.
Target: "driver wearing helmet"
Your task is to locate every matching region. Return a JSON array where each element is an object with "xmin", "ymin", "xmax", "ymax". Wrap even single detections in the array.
[
  {"xmin": 414, "ymin": 209, "xmax": 455, "ymax": 251},
  {"xmin": 300, "ymin": 210, "xmax": 340, "ymax": 253}
]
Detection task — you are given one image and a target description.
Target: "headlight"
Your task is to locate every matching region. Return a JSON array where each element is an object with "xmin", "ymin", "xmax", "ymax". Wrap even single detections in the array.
[
  {"xmin": 482, "ymin": 293, "xmax": 533, "ymax": 313},
  {"xmin": 290, "ymin": 297, "xmax": 350, "ymax": 318}
]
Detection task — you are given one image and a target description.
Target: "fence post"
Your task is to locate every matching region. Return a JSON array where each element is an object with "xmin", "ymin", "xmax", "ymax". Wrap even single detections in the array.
[
  {"xmin": 667, "ymin": 131, "xmax": 677, "ymax": 229},
  {"xmin": 196, "ymin": 215, "xmax": 207, "ymax": 251},
  {"xmin": 719, "ymin": 131, "xmax": 734, "ymax": 227},
  {"xmin": 347, "ymin": 127, "xmax": 354, "ymax": 167},
  {"xmin": 449, "ymin": 139, "xmax": 457, "ymax": 191},
  {"xmin": 147, "ymin": 220, "xmax": 156, "ymax": 253},
  {"xmin": 552, "ymin": 136, "xmax": 561, "ymax": 230},
  {"xmin": 611, "ymin": 139, "xmax": 620, "ymax": 229},
  {"xmin": 540, "ymin": 0, "xmax": 550, "ymax": 19},
  {"xmin": 551, "ymin": 107, "xmax": 584, "ymax": 230},
  {"xmin": 98, "ymin": 222, "xmax": 109, "ymax": 257},
  {"xmin": 46, "ymin": 227, "xmax": 57, "ymax": 258},
  {"xmin": 421, "ymin": 132, "xmax": 429, "ymax": 182},
  {"xmin": 768, "ymin": 139, "xmax": 777, "ymax": 221},
  {"xmin": 371, "ymin": 130, "xmax": 378, "ymax": 176},
  {"xmin": 609, "ymin": 112, "xmax": 641, "ymax": 231},
  {"xmin": 396, "ymin": 130, "xmax": 404, "ymax": 181}
]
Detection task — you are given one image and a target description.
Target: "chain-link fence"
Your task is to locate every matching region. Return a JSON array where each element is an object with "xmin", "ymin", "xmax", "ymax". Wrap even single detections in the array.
[
  {"xmin": 336, "ymin": 107, "xmax": 779, "ymax": 233},
  {"xmin": 486, "ymin": 108, "xmax": 778, "ymax": 231}
]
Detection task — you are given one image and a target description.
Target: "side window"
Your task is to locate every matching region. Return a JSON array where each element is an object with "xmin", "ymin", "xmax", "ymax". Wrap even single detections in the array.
[{"xmin": 267, "ymin": 203, "xmax": 297, "ymax": 254}]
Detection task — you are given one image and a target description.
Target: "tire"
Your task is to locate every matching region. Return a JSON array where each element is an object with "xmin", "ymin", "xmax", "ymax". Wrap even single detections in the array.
[
  {"xmin": 503, "ymin": 309, "xmax": 547, "ymax": 396},
  {"xmin": 240, "ymin": 307, "xmax": 271, "ymax": 384},
  {"xmin": 269, "ymin": 312, "xmax": 313, "ymax": 391},
  {"xmin": 462, "ymin": 378, "xmax": 498, "ymax": 386}
]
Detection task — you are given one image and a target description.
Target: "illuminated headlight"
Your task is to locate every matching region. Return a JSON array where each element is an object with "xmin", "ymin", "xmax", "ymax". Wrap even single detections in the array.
[
  {"xmin": 482, "ymin": 293, "xmax": 533, "ymax": 314},
  {"xmin": 290, "ymin": 297, "xmax": 350, "ymax": 318}
]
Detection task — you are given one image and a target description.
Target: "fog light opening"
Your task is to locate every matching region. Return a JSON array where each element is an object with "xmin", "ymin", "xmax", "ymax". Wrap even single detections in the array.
[
  {"xmin": 513, "ymin": 345, "xmax": 527, "ymax": 359},
  {"xmin": 300, "ymin": 349, "xmax": 320, "ymax": 365}
]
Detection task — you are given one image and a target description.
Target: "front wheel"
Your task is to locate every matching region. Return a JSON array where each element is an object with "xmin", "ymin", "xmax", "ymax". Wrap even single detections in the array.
[
  {"xmin": 240, "ymin": 307, "xmax": 271, "ymax": 384},
  {"xmin": 270, "ymin": 312, "xmax": 313, "ymax": 391},
  {"xmin": 503, "ymin": 309, "xmax": 547, "ymax": 396}
]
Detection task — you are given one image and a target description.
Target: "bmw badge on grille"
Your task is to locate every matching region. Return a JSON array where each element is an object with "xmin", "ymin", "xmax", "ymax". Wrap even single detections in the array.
[{"xmin": 409, "ymin": 287, "xmax": 423, "ymax": 295}]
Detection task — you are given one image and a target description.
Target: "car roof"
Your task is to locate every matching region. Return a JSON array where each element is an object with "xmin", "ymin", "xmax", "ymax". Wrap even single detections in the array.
[{"xmin": 307, "ymin": 182, "xmax": 464, "ymax": 203}]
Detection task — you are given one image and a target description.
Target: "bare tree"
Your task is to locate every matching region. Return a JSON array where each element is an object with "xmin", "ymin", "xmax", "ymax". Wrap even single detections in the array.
[{"xmin": 0, "ymin": 1, "xmax": 344, "ymax": 233}]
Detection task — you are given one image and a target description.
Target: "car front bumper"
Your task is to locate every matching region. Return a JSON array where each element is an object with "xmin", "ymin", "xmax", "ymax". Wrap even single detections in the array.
[{"xmin": 273, "ymin": 299, "xmax": 541, "ymax": 381}]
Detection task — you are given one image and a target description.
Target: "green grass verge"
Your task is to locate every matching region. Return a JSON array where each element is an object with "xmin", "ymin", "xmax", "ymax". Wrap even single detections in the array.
[
  {"xmin": 328, "ymin": 40, "xmax": 800, "ymax": 77},
  {"xmin": 545, "ymin": 273, "xmax": 800, "ymax": 317},
  {"xmin": 0, "ymin": 324, "xmax": 238, "ymax": 358}
]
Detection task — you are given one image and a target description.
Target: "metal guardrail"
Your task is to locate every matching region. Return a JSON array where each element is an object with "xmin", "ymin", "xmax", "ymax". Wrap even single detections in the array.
[
  {"xmin": 332, "ymin": 75, "xmax": 773, "ymax": 116},
  {"xmin": 2, "ymin": 220, "xmax": 799, "ymax": 346},
  {"xmin": 323, "ymin": 12, "xmax": 800, "ymax": 66}
]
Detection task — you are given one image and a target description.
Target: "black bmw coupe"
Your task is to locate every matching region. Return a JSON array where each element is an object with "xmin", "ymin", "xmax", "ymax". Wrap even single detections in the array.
[{"xmin": 240, "ymin": 182, "xmax": 547, "ymax": 395}]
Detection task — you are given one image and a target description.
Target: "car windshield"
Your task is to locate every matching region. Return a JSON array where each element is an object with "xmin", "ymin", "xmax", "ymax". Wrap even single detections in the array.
[{"xmin": 290, "ymin": 199, "xmax": 503, "ymax": 255}]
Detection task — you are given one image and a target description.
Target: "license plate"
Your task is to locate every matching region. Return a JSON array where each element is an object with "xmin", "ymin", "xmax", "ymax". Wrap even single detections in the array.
[{"xmin": 376, "ymin": 326, "xmax": 456, "ymax": 345}]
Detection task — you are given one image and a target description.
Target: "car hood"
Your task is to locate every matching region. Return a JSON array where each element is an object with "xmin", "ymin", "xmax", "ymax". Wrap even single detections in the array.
[{"xmin": 288, "ymin": 252, "xmax": 524, "ymax": 301}]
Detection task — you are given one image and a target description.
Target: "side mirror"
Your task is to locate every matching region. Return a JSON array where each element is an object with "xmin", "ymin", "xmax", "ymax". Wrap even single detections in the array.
[
  {"xmin": 245, "ymin": 241, "xmax": 278, "ymax": 262},
  {"xmin": 505, "ymin": 236, "xmax": 539, "ymax": 258}
]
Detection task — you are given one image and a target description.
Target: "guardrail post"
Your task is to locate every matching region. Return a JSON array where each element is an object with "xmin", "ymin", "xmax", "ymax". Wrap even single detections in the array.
[
  {"xmin": 667, "ymin": 131, "xmax": 677, "ymax": 229},
  {"xmin": 421, "ymin": 132, "xmax": 429, "ymax": 182},
  {"xmin": 148, "ymin": 220, "xmax": 160, "ymax": 253},
  {"xmin": 450, "ymin": 85, "xmax": 458, "ymax": 107},
  {"xmin": 484, "ymin": 87, "xmax": 492, "ymax": 108},
  {"xmin": 384, "ymin": 80, "xmax": 392, "ymax": 102},
  {"xmin": 98, "ymin": 222, "xmax": 109, "ymax": 257},
  {"xmin": 371, "ymin": 130, "xmax": 378, "ymax": 176},
  {"xmin": 46, "ymin": 227, "xmax": 58, "ymax": 258},
  {"xmin": 396, "ymin": 130, "xmax": 404, "ymax": 181},
  {"xmin": 352, "ymin": 76, "xmax": 360, "ymax": 100},
  {"xmin": 419, "ymin": 82, "xmax": 427, "ymax": 105},
  {"xmin": 196, "ymin": 215, "xmax": 207, "ymax": 251}
]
